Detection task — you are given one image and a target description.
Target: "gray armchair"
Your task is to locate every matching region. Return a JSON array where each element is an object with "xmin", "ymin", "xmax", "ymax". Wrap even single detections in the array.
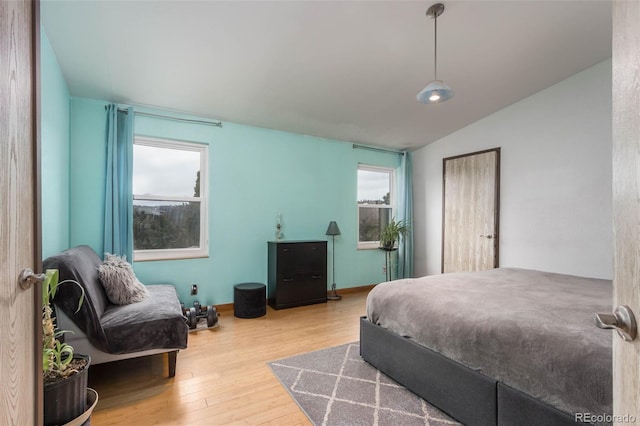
[{"xmin": 43, "ymin": 245, "xmax": 188, "ymax": 377}]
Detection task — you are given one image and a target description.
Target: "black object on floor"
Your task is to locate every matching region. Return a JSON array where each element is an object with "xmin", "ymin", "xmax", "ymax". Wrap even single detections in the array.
[{"xmin": 234, "ymin": 282, "xmax": 266, "ymax": 318}]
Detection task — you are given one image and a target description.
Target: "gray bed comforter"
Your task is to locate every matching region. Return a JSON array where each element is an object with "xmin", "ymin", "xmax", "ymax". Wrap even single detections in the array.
[{"xmin": 366, "ymin": 268, "xmax": 612, "ymax": 415}]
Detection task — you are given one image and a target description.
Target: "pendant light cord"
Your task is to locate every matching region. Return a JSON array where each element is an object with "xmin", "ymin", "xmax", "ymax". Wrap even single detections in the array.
[{"xmin": 433, "ymin": 13, "xmax": 438, "ymax": 80}]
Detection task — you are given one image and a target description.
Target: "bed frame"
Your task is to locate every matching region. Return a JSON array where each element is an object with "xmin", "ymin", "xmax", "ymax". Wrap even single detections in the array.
[{"xmin": 360, "ymin": 317, "xmax": 581, "ymax": 426}]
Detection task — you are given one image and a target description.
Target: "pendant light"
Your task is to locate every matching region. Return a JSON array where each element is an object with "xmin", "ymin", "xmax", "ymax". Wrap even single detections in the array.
[{"xmin": 417, "ymin": 3, "xmax": 454, "ymax": 104}]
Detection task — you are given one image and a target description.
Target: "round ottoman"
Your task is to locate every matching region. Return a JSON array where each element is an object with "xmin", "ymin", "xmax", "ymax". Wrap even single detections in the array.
[{"xmin": 234, "ymin": 283, "xmax": 266, "ymax": 318}]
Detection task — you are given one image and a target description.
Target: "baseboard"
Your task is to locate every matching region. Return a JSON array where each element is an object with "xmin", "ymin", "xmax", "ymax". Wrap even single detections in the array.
[
  {"xmin": 331, "ymin": 284, "xmax": 376, "ymax": 295},
  {"xmin": 214, "ymin": 284, "xmax": 376, "ymax": 313},
  {"xmin": 214, "ymin": 302, "xmax": 234, "ymax": 313}
]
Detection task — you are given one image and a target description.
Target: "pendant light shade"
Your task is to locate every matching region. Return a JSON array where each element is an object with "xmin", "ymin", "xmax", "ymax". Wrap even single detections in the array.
[
  {"xmin": 417, "ymin": 80, "xmax": 454, "ymax": 103},
  {"xmin": 417, "ymin": 3, "xmax": 454, "ymax": 104}
]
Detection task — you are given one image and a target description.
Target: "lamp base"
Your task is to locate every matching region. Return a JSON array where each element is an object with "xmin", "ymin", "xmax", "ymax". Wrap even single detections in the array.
[{"xmin": 328, "ymin": 283, "xmax": 342, "ymax": 301}]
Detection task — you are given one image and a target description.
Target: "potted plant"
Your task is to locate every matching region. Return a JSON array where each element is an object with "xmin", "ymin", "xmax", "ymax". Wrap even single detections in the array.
[
  {"xmin": 379, "ymin": 218, "xmax": 409, "ymax": 251},
  {"xmin": 42, "ymin": 269, "xmax": 97, "ymax": 426}
]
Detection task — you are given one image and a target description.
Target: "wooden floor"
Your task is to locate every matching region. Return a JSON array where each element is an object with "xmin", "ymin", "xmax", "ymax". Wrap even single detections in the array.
[{"xmin": 89, "ymin": 290, "xmax": 369, "ymax": 425}]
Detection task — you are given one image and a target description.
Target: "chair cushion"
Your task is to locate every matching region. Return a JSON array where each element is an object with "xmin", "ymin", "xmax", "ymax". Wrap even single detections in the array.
[
  {"xmin": 101, "ymin": 285, "xmax": 188, "ymax": 353},
  {"xmin": 98, "ymin": 253, "xmax": 149, "ymax": 305}
]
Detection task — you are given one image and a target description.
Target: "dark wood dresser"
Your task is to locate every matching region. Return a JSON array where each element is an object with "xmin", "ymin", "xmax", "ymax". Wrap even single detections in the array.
[{"xmin": 267, "ymin": 240, "xmax": 327, "ymax": 309}]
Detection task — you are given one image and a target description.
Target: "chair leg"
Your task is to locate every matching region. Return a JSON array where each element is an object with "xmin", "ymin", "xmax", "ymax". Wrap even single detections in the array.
[{"xmin": 168, "ymin": 350, "xmax": 178, "ymax": 378}]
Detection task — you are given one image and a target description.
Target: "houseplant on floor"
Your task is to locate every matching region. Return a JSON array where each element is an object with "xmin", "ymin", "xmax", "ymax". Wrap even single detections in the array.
[{"xmin": 43, "ymin": 269, "xmax": 97, "ymax": 426}]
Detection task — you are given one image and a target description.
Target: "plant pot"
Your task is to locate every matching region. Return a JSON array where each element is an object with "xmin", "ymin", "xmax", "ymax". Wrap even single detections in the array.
[{"xmin": 44, "ymin": 354, "xmax": 91, "ymax": 426}]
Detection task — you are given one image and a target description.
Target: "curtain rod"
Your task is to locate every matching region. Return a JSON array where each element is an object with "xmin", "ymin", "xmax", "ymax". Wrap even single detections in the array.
[
  {"xmin": 353, "ymin": 144, "xmax": 405, "ymax": 155},
  {"xmin": 105, "ymin": 105, "xmax": 222, "ymax": 127}
]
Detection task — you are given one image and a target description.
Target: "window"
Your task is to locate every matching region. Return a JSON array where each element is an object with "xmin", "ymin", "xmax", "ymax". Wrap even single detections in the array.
[
  {"xmin": 357, "ymin": 165, "xmax": 394, "ymax": 249},
  {"xmin": 133, "ymin": 136, "xmax": 208, "ymax": 261}
]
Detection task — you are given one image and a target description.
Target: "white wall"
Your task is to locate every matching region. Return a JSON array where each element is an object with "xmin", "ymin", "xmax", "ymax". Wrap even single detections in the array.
[{"xmin": 413, "ymin": 60, "xmax": 612, "ymax": 279}]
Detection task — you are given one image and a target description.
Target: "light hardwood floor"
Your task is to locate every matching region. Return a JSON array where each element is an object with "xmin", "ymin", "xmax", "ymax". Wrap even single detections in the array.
[{"xmin": 89, "ymin": 290, "xmax": 370, "ymax": 425}]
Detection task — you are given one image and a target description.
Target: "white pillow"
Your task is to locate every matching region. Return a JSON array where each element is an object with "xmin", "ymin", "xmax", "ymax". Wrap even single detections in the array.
[{"xmin": 98, "ymin": 253, "xmax": 149, "ymax": 305}]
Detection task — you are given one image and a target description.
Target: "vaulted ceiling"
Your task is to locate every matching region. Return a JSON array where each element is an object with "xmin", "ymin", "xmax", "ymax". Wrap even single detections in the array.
[{"xmin": 42, "ymin": 1, "xmax": 612, "ymax": 150}]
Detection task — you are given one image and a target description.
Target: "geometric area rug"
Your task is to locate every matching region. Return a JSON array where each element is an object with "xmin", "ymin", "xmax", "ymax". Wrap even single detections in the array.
[{"xmin": 268, "ymin": 342, "xmax": 461, "ymax": 426}]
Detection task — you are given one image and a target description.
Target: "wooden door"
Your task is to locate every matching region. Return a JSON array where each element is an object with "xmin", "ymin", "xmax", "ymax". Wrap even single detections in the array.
[
  {"xmin": 442, "ymin": 148, "xmax": 500, "ymax": 273},
  {"xmin": 0, "ymin": 1, "xmax": 42, "ymax": 425},
  {"xmin": 612, "ymin": 0, "xmax": 640, "ymax": 420}
]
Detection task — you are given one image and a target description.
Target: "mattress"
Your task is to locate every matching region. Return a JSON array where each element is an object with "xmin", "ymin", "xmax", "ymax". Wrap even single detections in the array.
[{"xmin": 365, "ymin": 268, "xmax": 612, "ymax": 415}]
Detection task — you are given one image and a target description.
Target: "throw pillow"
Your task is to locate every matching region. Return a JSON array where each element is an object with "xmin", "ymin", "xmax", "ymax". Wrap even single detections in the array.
[{"xmin": 98, "ymin": 253, "xmax": 149, "ymax": 305}]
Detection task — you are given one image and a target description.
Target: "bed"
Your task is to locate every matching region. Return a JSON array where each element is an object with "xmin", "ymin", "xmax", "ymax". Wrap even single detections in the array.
[{"xmin": 360, "ymin": 268, "xmax": 612, "ymax": 426}]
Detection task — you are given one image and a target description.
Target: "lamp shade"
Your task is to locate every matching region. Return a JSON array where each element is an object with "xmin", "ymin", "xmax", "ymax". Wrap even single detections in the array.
[
  {"xmin": 417, "ymin": 80, "xmax": 454, "ymax": 104},
  {"xmin": 325, "ymin": 221, "xmax": 341, "ymax": 236}
]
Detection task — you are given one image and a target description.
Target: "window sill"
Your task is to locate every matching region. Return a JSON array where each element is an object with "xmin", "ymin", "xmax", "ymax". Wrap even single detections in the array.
[
  {"xmin": 358, "ymin": 242, "xmax": 382, "ymax": 250},
  {"xmin": 134, "ymin": 249, "xmax": 209, "ymax": 262}
]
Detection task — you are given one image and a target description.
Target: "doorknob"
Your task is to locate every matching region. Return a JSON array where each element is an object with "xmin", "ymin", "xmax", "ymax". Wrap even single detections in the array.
[
  {"xmin": 479, "ymin": 234, "xmax": 494, "ymax": 239},
  {"xmin": 594, "ymin": 305, "xmax": 637, "ymax": 342},
  {"xmin": 18, "ymin": 268, "xmax": 45, "ymax": 291}
]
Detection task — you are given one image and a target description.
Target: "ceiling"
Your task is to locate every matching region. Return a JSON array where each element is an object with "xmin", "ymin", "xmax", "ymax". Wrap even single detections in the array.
[{"xmin": 42, "ymin": 1, "xmax": 612, "ymax": 151}]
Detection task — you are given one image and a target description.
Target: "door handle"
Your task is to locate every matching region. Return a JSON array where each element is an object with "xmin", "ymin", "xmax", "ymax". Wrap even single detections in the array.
[
  {"xmin": 18, "ymin": 268, "xmax": 45, "ymax": 291},
  {"xmin": 479, "ymin": 234, "xmax": 495, "ymax": 239},
  {"xmin": 594, "ymin": 305, "xmax": 637, "ymax": 342}
]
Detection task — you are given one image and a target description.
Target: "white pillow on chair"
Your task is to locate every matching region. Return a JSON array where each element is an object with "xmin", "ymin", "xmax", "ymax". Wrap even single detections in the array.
[{"xmin": 98, "ymin": 253, "xmax": 149, "ymax": 305}]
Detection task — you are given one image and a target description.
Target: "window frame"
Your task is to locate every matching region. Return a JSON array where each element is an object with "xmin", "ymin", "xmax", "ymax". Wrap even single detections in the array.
[
  {"xmin": 357, "ymin": 164, "xmax": 396, "ymax": 250},
  {"xmin": 133, "ymin": 136, "xmax": 209, "ymax": 261}
]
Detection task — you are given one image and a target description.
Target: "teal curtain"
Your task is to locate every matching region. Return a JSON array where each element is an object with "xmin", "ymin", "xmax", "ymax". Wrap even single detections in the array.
[
  {"xmin": 397, "ymin": 152, "xmax": 414, "ymax": 278},
  {"xmin": 104, "ymin": 104, "xmax": 134, "ymax": 261}
]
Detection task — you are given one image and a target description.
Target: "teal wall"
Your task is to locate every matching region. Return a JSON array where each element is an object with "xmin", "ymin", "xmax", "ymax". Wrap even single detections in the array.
[
  {"xmin": 40, "ymin": 29, "xmax": 70, "ymax": 258},
  {"xmin": 67, "ymin": 97, "xmax": 401, "ymax": 305}
]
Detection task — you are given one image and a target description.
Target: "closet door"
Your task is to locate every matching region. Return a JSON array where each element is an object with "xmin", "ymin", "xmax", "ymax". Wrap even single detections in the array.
[{"xmin": 442, "ymin": 148, "xmax": 500, "ymax": 273}]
